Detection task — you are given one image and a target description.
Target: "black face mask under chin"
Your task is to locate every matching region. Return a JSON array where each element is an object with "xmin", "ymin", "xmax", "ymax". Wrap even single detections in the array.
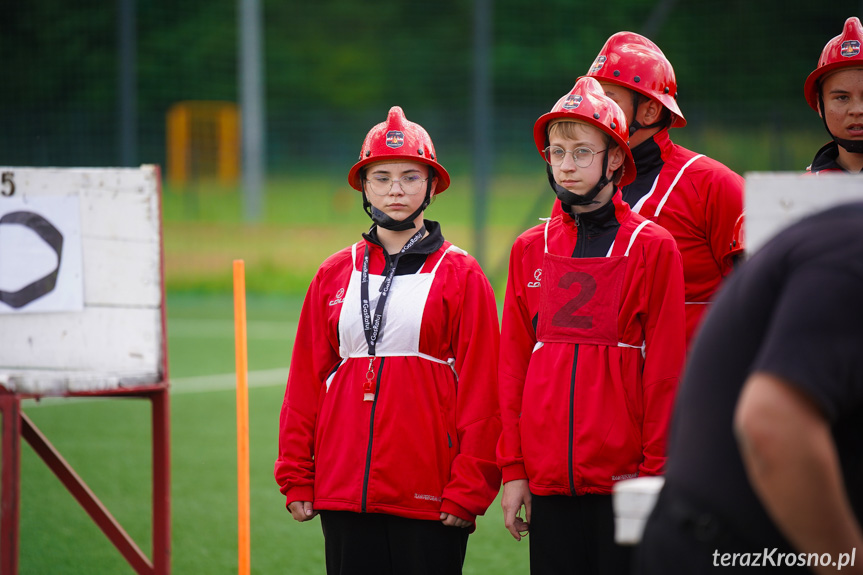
[
  {"xmin": 546, "ymin": 151, "xmax": 611, "ymax": 207},
  {"xmin": 819, "ymin": 96, "xmax": 863, "ymax": 154},
  {"xmin": 362, "ymin": 183, "xmax": 432, "ymax": 232}
]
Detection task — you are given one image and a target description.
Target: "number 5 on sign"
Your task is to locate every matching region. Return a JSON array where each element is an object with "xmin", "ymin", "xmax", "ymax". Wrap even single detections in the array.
[{"xmin": 1, "ymin": 172, "xmax": 15, "ymax": 196}]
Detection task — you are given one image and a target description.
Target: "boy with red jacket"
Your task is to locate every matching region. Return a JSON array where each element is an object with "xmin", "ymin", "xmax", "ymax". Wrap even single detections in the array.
[
  {"xmin": 498, "ymin": 77, "xmax": 686, "ymax": 574},
  {"xmin": 804, "ymin": 16, "xmax": 863, "ymax": 174},
  {"xmin": 585, "ymin": 32, "xmax": 745, "ymax": 348}
]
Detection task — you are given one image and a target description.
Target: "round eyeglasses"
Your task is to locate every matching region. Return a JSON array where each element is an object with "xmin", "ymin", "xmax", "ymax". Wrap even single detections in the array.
[
  {"xmin": 543, "ymin": 146, "xmax": 607, "ymax": 168},
  {"xmin": 364, "ymin": 174, "xmax": 428, "ymax": 196}
]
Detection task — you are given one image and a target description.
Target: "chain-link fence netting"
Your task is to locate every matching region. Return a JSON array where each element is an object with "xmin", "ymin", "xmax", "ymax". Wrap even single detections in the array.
[{"xmin": 4, "ymin": 1, "xmax": 861, "ymax": 178}]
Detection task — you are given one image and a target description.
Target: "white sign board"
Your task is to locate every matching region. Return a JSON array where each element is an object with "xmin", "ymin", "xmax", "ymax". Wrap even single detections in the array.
[
  {"xmin": 0, "ymin": 166, "xmax": 166, "ymax": 395},
  {"xmin": 744, "ymin": 172, "xmax": 863, "ymax": 256}
]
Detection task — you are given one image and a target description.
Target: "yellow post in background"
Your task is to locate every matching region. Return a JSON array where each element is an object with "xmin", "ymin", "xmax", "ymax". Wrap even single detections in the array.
[
  {"xmin": 218, "ymin": 104, "xmax": 240, "ymax": 184},
  {"xmin": 233, "ymin": 260, "xmax": 251, "ymax": 575},
  {"xmin": 166, "ymin": 101, "xmax": 240, "ymax": 187},
  {"xmin": 166, "ymin": 104, "xmax": 190, "ymax": 185}
]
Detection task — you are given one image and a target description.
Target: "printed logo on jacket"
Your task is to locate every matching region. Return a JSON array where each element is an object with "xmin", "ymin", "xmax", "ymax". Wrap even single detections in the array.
[{"xmin": 329, "ymin": 287, "xmax": 345, "ymax": 306}]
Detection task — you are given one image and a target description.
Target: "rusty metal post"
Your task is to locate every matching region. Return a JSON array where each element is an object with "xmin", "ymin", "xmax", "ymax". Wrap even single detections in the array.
[{"xmin": 0, "ymin": 391, "xmax": 21, "ymax": 574}]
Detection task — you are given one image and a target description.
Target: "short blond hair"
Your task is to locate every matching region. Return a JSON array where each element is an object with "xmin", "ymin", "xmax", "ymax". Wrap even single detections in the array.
[{"xmin": 548, "ymin": 120, "xmax": 612, "ymax": 147}]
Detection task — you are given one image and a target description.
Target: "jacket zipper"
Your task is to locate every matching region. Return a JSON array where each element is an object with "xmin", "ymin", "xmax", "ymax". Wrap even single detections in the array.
[
  {"xmin": 575, "ymin": 216, "xmax": 588, "ymax": 258},
  {"xmin": 567, "ymin": 214, "xmax": 587, "ymax": 495},
  {"xmin": 568, "ymin": 345, "xmax": 579, "ymax": 495},
  {"xmin": 361, "ymin": 357, "xmax": 385, "ymax": 512}
]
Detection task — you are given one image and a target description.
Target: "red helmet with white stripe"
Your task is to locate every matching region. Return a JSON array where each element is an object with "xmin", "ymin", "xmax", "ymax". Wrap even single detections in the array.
[
  {"xmin": 348, "ymin": 106, "xmax": 450, "ymax": 194},
  {"xmin": 804, "ymin": 17, "xmax": 863, "ymax": 111},
  {"xmin": 586, "ymin": 31, "xmax": 686, "ymax": 128}
]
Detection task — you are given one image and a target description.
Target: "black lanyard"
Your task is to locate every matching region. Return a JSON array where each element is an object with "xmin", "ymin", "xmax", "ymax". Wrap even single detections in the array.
[{"xmin": 360, "ymin": 226, "xmax": 426, "ymax": 356}]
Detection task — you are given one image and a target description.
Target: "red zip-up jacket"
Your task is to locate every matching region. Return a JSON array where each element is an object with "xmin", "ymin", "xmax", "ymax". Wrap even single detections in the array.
[
  {"xmin": 275, "ymin": 221, "xmax": 502, "ymax": 526},
  {"xmin": 622, "ymin": 130, "xmax": 744, "ymax": 348},
  {"xmin": 498, "ymin": 193, "xmax": 685, "ymax": 495}
]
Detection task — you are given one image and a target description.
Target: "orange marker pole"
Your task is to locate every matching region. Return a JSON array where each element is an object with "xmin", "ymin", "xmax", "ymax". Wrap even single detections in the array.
[{"xmin": 233, "ymin": 260, "xmax": 251, "ymax": 575}]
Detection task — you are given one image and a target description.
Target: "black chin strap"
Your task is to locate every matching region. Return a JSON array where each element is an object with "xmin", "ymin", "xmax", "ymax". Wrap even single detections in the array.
[
  {"xmin": 362, "ymin": 179, "xmax": 433, "ymax": 231},
  {"xmin": 819, "ymin": 96, "xmax": 863, "ymax": 154},
  {"xmin": 546, "ymin": 151, "xmax": 610, "ymax": 207},
  {"xmin": 628, "ymin": 92, "xmax": 667, "ymax": 137}
]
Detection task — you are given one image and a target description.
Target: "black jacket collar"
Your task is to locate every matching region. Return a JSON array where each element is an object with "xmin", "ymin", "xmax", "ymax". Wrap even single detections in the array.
[
  {"xmin": 362, "ymin": 219, "xmax": 445, "ymax": 275},
  {"xmin": 631, "ymin": 130, "xmax": 666, "ymax": 175},
  {"xmin": 809, "ymin": 141, "xmax": 847, "ymax": 173},
  {"xmin": 560, "ymin": 190, "xmax": 621, "ymax": 236}
]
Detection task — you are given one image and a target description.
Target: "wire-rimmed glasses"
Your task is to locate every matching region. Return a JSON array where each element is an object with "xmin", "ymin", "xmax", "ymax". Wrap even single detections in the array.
[
  {"xmin": 364, "ymin": 174, "xmax": 428, "ymax": 196},
  {"xmin": 543, "ymin": 146, "xmax": 607, "ymax": 168}
]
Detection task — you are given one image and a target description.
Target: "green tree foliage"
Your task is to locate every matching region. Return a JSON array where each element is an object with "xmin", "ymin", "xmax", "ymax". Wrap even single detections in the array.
[{"xmin": 265, "ymin": 1, "xmax": 472, "ymax": 110}]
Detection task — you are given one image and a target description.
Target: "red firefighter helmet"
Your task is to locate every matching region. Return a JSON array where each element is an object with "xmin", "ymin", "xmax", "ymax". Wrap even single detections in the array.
[
  {"xmin": 804, "ymin": 17, "xmax": 863, "ymax": 111},
  {"xmin": 533, "ymin": 76, "xmax": 637, "ymax": 186},
  {"xmin": 586, "ymin": 31, "xmax": 686, "ymax": 128},
  {"xmin": 348, "ymin": 106, "xmax": 450, "ymax": 194}
]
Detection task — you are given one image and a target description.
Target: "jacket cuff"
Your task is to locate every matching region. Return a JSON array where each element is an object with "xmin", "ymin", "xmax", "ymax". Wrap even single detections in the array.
[
  {"xmin": 284, "ymin": 485, "xmax": 314, "ymax": 508},
  {"xmin": 501, "ymin": 463, "xmax": 528, "ymax": 484},
  {"xmin": 638, "ymin": 460, "xmax": 665, "ymax": 477},
  {"xmin": 441, "ymin": 500, "xmax": 477, "ymax": 533},
  {"xmin": 441, "ymin": 500, "xmax": 476, "ymax": 523}
]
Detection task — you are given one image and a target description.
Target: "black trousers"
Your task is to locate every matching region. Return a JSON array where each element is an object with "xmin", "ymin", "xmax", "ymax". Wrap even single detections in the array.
[
  {"xmin": 529, "ymin": 493, "xmax": 632, "ymax": 575},
  {"xmin": 319, "ymin": 511, "xmax": 470, "ymax": 575}
]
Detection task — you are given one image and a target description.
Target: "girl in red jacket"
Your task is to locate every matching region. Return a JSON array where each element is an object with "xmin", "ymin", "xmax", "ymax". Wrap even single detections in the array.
[
  {"xmin": 497, "ymin": 77, "xmax": 686, "ymax": 575},
  {"xmin": 275, "ymin": 106, "xmax": 502, "ymax": 575}
]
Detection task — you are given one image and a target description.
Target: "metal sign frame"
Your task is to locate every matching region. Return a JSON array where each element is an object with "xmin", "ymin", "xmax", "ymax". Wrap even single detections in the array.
[{"xmin": 0, "ymin": 165, "xmax": 171, "ymax": 574}]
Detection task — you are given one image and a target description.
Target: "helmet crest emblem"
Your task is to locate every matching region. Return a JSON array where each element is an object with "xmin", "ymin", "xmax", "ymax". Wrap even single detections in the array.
[
  {"xmin": 589, "ymin": 56, "xmax": 606, "ymax": 73},
  {"xmin": 563, "ymin": 95, "xmax": 583, "ymax": 109},
  {"xmin": 841, "ymin": 40, "xmax": 861, "ymax": 57},
  {"xmin": 385, "ymin": 130, "xmax": 405, "ymax": 148}
]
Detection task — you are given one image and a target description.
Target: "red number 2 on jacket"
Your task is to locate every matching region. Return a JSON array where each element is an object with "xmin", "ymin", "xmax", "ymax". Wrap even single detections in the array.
[{"xmin": 536, "ymin": 252, "xmax": 626, "ymax": 347}]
